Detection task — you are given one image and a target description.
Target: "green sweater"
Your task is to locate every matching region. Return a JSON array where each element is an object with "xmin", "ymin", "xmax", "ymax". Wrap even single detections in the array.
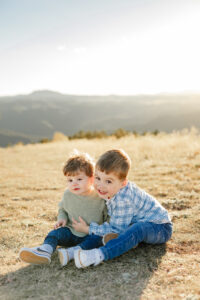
[{"xmin": 57, "ymin": 189, "xmax": 107, "ymax": 237}]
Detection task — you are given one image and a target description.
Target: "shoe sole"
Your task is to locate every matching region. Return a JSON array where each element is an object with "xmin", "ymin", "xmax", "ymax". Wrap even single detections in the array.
[
  {"xmin": 103, "ymin": 233, "xmax": 118, "ymax": 245},
  {"xmin": 74, "ymin": 249, "xmax": 85, "ymax": 269},
  {"xmin": 103, "ymin": 234, "xmax": 138, "ymax": 249},
  {"xmin": 57, "ymin": 249, "xmax": 69, "ymax": 267},
  {"xmin": 19, "ymin": 249, "xmax": 51, "ymax": 264}
]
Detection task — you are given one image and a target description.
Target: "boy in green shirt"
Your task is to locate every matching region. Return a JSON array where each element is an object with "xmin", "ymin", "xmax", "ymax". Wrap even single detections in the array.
[{"xmin": 19, "ymin": 151, "xmax": 106, "ymax": 266}]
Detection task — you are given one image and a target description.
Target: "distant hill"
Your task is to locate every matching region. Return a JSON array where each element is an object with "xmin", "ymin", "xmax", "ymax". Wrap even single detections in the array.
[
  {"xmin": 0, "ymin": 90, "xmax": 200, "ymax": 146},
  {"xmin": 0, "ymin": 132, "xmax": 31, "ymax": 147}
]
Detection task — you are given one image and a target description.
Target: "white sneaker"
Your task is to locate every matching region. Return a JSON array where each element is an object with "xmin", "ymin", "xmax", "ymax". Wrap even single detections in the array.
[
  {"xmin": 19, "ymin": 247, "xmax": 51, "ymax": 264},
  {"xmin": 74, "ymin": 249, "xmax": 102, "ymax": 269},
  {"xmin": 57, "ymin": 248, "xmax": 70, "ymax": 267}
]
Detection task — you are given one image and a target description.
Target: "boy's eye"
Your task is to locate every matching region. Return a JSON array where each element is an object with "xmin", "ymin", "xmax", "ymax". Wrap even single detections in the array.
[
  {"xmin": 78, "ymin": 178, "xmax": 82, "ymax": 181},
  {"xmin": 95, "ymin": 176, "xmax": 100, "ymax": 181},
  {"xmin": 106, "ymin": 180, "xmax": 112, "ymax": 184},
  {"xmin": 68, "ymin": 179, "xmax": 73, "ymax": 182}
]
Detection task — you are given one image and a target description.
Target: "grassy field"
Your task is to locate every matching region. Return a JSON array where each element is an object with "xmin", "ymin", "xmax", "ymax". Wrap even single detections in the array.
[{"xmin": 0, "ymin": 130, "xmax": 200, "ymax": 300}]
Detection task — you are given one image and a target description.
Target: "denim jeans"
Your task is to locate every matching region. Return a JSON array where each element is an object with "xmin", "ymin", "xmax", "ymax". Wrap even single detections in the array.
[
  {"xmin": 100, "ymin": 222, "xmax": 173, "ymax": 261},
  {"xmin": 43, "ymin": 227, "xmax": 103, "ymax": 252}
]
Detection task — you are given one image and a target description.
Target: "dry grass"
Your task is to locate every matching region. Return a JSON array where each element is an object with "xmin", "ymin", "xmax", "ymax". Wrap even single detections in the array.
[{"xmin": 0, "ymin": 129, "xmax": 200, "ymax": 300}]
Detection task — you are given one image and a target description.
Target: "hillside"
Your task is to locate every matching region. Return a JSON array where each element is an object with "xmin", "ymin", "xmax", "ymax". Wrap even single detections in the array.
[
  {"xmin": 0, "ymin": 90, "xmax": 200, "ymax": 146},
  {"xmin": 0, "ymin": 132, "xmax": 200, "ymax": 299}
]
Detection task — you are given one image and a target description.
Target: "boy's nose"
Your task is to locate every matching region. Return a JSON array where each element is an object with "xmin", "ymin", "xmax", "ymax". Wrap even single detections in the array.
[{"xmin": 98, "ymin": 182, "xmax": 104, "ymax": 189}]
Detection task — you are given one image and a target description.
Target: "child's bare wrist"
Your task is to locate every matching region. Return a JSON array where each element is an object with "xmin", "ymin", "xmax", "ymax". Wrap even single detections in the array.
[{"xmin": 85, "ymin": 225, "xmax": 89, "ymax": 234}]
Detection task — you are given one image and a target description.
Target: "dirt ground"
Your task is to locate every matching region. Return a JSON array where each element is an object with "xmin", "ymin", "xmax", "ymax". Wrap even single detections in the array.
[{"xmin": 0, "ymin": 130, "xmax": 200, "ymax": 300}]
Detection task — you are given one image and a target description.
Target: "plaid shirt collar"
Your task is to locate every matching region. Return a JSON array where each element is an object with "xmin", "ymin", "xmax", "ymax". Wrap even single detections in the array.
[{"xmin": 106, "ymin": 182, "xmax": 130, "ymax": 212}]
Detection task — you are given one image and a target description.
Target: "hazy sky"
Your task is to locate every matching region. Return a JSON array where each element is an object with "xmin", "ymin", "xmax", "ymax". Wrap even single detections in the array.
[{"xmin": 0, "ymin": 0, "xmax": 200, "ymax": 96}]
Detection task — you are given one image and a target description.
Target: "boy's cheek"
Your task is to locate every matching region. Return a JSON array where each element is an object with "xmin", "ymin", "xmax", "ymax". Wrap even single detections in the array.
[
  {"xmin": 93, "ymin": 182, "xmax": 98, "ymax": 190},
  {"xmin": 90, "ymin": 177, "xmax": 94, "ymax": 184}
]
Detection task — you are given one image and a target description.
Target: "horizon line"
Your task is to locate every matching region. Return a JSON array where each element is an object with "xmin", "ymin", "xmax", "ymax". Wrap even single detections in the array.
[{"xmin": 1, "ymin": 89, "xmax": 200, "ymax": 98}]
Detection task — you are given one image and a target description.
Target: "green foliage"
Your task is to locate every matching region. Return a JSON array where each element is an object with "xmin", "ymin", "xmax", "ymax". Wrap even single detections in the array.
[
  {"xmin": 64, "ymin": 128, "xmax": 161, "ymax": 140},
  {"xmin": 69, "ymin": 128, "xmax": 131, "ymax": 139},
  {"xmin": 69, "ymin": 130, "xmax": 108, "ymax": 140},
  {"xmin": 152, "ymin": 129, "xmax": 159, "ymax": 135},
  {"xmin": 39, "ymin": 138, "xmax": 50, "ymax": 143},
  {"xmin": 113, "ymin": 128, "xmax": 129, "ymax": 139},
  {"xmin": 142, "ymin": 131, "xmax": 147, "ymax": 136},
  {"xmin": 4, "ymin": 128, "xmax": 162, "ymax": 146},
  {"xmin": 133, "ymin": 130, "xmax": 138, "ymax": 137}
]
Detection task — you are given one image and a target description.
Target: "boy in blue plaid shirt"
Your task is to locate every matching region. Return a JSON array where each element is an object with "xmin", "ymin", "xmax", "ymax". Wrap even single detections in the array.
[{"xmin": 60, "ymin": 149, "xmax": 172, "ymax": 268}]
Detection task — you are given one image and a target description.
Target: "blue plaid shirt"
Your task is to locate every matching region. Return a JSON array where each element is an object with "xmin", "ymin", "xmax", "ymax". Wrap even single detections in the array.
[{"xmin": 89, "ymin": 181, "xmax": 171, "ymax": 236}]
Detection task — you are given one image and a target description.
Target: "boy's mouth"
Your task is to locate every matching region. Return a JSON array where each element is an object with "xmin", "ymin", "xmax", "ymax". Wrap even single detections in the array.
[
  {"xmin": 98, "ymin": 189, "xmax": 107, "ymax": 196},
  {"xmin": 73, "ymin": 188, "xmax": 80, "ymax": 191}
]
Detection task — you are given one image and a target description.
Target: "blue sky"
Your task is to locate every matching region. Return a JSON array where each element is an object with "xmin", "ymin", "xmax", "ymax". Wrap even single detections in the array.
[{"xmin": 0, "ymin": 0, "xmax": 200, "ymax": 96}]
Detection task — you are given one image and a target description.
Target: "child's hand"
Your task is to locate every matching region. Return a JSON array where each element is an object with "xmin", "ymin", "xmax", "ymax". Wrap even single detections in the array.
[
  {"xmin": 54, "ymin": 219, "xmax": 67, "ymax": 229},
  {"xmin": 72, "ymin": 217, "xmax": 89, "ymax": 234}
]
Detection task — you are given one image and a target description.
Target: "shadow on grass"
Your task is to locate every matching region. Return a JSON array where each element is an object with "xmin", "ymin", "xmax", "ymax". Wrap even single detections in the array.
[{"xmin": 0, "ymin": 243, "xmax": 166, "ymax": 300}]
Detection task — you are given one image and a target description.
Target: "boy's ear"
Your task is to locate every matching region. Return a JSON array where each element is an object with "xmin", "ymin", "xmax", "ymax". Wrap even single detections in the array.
[{"xmin": 122, "ymin": 178, "xmax": 128, "ymax": 187}]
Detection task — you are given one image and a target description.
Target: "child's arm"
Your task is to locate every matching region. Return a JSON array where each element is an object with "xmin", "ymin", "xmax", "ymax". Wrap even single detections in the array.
[
  {"xmin": 57, "ymin": 206, "xmax": 69, "ymax": 221},
  {"xmin": 72, "ymin": 217, "xmax": 89, "ymax": 234},
  {"xmin": 103, "ymin": 205, "xmax": 108, "ymax": 223},
  {"xmin": 54, "ymin": 199, "xmax": 69, "ymax": 228},
  {"xmin": 89, "ymin": 199, "xmax": 134, "ymax": 236},
  {"xmin": 72, "ymin": 199, "xmax": 134, "ymax": 236},
  {"xmin": 71, "ymin": 205, "xmax": 108, "ymax": 234},
  {"xmin": 54, "ymin": 219, "xmax": 67, "ymax": 229}
]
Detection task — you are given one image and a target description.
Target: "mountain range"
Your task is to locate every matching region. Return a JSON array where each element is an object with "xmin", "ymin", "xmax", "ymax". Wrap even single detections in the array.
[{"xmin": 0, "ymin": 90, "xmax": 200, "ymax": 147}]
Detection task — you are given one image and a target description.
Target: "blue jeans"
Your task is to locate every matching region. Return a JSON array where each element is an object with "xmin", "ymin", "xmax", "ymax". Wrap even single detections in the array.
[
  {"xmin": 44, "ymin": 227, "xmax": 103, "ymax": 252},
  {"xmin": 100, "ymin": 222, "xmax": 173, "ymax": 261}
]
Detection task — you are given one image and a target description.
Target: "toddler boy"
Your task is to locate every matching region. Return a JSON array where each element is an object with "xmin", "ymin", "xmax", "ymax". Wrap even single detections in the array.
[
  {"xmin": 19, "ymin": 151, "xmax": 106, "ymax": 266},
  {"xmin": 71, "ymin": 149, "xmax": 172, "ymax": 268}
]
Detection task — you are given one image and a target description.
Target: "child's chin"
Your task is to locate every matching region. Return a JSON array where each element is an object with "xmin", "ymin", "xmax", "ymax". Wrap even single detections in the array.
[
  {"xmin": 73, "ymin": 189, "xmax": 82, "ymax": 194},
  {"xmin": 99, "ymin": 194, "xmax": 110, "ymax": 200}
]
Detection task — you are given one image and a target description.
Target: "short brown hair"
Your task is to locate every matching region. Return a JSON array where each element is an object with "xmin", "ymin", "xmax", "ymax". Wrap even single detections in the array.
[
  {"xmin": 63, "ymin": 151, "xmax": 94, "ymax": 177},
  {"xmin": 96, "ymin": 149, "xmax": 131, "ymax": 180}
]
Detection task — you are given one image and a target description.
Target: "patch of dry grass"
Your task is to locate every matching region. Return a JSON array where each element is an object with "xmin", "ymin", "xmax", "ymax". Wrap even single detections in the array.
[{"xmin": 0, "ymin": 130, "xmax": 200, "ymax": 299}]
